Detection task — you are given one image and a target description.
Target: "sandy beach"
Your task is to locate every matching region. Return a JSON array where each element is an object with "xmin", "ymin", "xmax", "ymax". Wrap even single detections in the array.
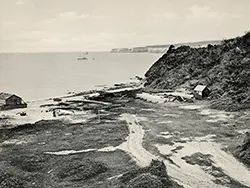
[{"xmin": 0, "ymin": 82, "xmax": 250, "ymax": 188}]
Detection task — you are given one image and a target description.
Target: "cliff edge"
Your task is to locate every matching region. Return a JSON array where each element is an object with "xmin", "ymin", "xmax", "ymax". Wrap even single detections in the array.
[{"xmin": 144, "ymin": 32, "xmax": 250, "ymax": 111}]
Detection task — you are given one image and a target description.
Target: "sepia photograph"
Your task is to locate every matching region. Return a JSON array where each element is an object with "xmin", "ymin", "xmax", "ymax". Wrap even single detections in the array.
[{"xmin": 0, "ymin": 0, "xmax": 250, "ymax": 187}]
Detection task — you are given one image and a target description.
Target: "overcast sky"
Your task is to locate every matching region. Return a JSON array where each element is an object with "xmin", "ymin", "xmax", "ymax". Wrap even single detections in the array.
[{"xmin": 0, "ymin": 0, "xmax": 249, "ymax": 52}]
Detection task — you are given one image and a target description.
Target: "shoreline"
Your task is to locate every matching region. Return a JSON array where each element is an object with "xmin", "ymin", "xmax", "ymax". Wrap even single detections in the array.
[
  {"xmin": 0, "ymin": 78, "xmax": 143, "ymax": 128},
  {"xmin": 0, "ymin": 80, "xmax": 250, "ymax": 188}
]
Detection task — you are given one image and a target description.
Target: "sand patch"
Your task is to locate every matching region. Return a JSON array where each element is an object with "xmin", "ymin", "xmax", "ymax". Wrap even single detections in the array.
[
  {"xmin": 119, "ymin": 114, "xmax": 158, "ymax": 167},
  {"xmin": 156, "ymin": 135, "xmax": 250, "ymax": 187},
  {"xmin": 141, "ymin": 108, "xmax": 156, "ymax": 112},
  {"xmin": 98, "ymin": 146, "xmax": 117, "ymax": 152},
  {"xmin": 237, "ymin": 129, "xmax": 250, "ymax": 134},
  {"xmin": 136, "ymin": 116, "xmax": 148, "ymax": 121},
  {"xmin": 44, "ymin": 145, "xmax": 119, "ymax": 156},
  {"xmin": 179, "ymin": 105, "xmax": 204, "ymax": 110},
  {"xmin": 164, "ymin": 91, "xmax": 194, "ymax": 99},
  {"xmin": 158, "ymin": 134, "xmax": 173, "ymax": 139},
  {"xmin": 162, "ymin": 113, "xmax": 180, "ymax": 118},
  {"xmin": 44, "ymin": 149, "xmax": 96, "ymax": 155},
  {"xmin": 158, "ymin": 120, "xmax": 173, "ymax": 124},
  {"xmin": 1, "ymin": 139, "xmax": 29, "ymax": 146},
  {"xmin": 136, "ymin": 93, "xmax": 166, "ymax": 103},
  {"xmin": 199, "ymin": 109, "xmax": 234, "ymax": 122},
  {"xmin": 0, "ymin": 97, "xmax": 95, "ymax": 127},
  {"xmin": 161, "ymin": 131, "xmax": 170, "ymax": 135}
]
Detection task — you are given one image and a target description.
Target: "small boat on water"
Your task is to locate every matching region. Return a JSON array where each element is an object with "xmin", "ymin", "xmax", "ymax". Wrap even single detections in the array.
[
  {"xmin": 77, "ymin": 57, "xmax": 88, "ymax": 60},
  {"xmin": 76, "ymin": 52, "xmax": 95, "ymax": 60},
  {"xmin": 77, "ymin": 53, "xmax": 88, "ymax": 60}
]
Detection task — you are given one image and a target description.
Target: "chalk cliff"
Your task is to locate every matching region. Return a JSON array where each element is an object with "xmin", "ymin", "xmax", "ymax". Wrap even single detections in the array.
[{"xmin": 110, "ymin": 40, "xmax": 221, "ymax": 53}]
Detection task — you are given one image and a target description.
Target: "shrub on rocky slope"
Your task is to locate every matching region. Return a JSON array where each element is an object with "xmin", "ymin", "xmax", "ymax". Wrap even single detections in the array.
[
  {"xmin": 235, "ymin": 132, "xmax": 250, "ymax": 166},
  {"xmin": 120, "ymin": 160, "xmax": 182, "ymax": 188},
  {"xmin": 56, "ymin": 159, "xmax": 108, "ymax": 182},
  {"xmin": 145, "ymin": 32, "xmax": 250, "ymax": 111}
]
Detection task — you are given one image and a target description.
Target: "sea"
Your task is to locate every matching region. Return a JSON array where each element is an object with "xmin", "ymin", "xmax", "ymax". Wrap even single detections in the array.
[{"xmin": 0, "ymin": 52, "xmax": 161, "ymax": 101}]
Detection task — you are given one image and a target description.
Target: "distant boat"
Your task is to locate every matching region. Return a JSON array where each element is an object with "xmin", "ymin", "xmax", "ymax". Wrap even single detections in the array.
[
  {"xmin": 77, "ymin": 57, "xmax": 88, "ymax": 60},
  {"xmin": 77, "ymin": 54, "xmax": 88, "ymax": 60}
]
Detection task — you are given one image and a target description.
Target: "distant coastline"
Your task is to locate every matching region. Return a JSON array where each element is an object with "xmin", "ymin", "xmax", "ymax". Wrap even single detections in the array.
[{"xmin": 110, "ymin": 40, "xmax": 221, "ymax": 53}]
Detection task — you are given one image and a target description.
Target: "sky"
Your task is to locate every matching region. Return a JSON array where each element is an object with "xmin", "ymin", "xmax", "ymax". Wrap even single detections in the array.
[{"xmin": 0, "ymin": 0, "xmax": 249, "ymax": 52}]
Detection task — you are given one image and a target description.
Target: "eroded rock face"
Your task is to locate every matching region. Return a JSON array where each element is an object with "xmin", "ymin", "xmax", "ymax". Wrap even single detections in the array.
[
  {"xmin": 144, "ymin": 32, "xmax": 250, "ymax": 111},
  {"xmin": 235, "ymin": 133, "xmax": 250, "ymax": 166}
]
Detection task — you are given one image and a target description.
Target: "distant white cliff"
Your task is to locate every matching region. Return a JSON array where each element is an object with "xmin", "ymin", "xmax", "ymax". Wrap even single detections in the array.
[
  {"xmin": 110, "ymin": 40, "xmax": 221, "ymax": 53},
  {"xmin": 110, "ymin": 48, "xmax": 132, "ymax": 53}
]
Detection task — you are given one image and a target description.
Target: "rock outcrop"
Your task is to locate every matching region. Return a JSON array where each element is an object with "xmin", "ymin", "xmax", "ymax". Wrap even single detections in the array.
[{"xmin": 144, "ymin": 32, "xmax": 250, "ymax": 111}]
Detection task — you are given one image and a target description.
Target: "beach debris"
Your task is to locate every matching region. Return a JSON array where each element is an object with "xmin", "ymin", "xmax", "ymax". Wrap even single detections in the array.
[
  {"xmin": 56, "ymin": 109, "xmax": 74, "ymax": 116},
  {"xmin": 52, "ymin": 109, "xmax": 56, "ymax": 117},
  {"xmin": 135, "ymin": 76, "xmax": 143, "ymax": 81},
  {"xmin": 136, "ymin": 92, "xmax": 194, "ymax": 104},
  {"xmin": 19, "ymin": 112, "xmax": 27, "ymax": 116},
  {"xmin": 0, "ymin": 114, "xmax": 10, "ymax": 120},
  {"xmin": 136, "ymin": 92, "xmax": 165, "ymax": 103},
  {"xmin": 53, "ymin": 98, "xmax": 62, "ymax": 102}
]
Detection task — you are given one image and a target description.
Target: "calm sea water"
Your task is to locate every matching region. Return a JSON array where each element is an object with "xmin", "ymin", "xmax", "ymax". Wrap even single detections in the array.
[{"xmin": 0, "ymin": 52, "xmax": 161, "ymax": 101}]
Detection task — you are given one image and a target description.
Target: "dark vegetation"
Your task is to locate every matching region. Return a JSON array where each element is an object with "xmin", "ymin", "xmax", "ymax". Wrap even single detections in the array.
[
  {"xmin": 55, "ymin": 159, "xmax": 108, "ymax": 182},
  {"xmin": 145, "ymin": 32, "xmax": 250, "ymax": 111},
  {"xmin": 0, "ymin": 112, "xmax": 133, "ymax": 188},
  {"xmin": 0, "ymin": 166, "xmax": 27, "ymax": 188},
  {"xmin": 119, "ymin": 160, "xmax": 182, "ymax": 188},
  {"xmin": 0, "ymin": 147, "xmax": 130, "ymax": 188},
  {"xmin": 235, "ymin": 132, "xmax": 250, "ymax": 167}
]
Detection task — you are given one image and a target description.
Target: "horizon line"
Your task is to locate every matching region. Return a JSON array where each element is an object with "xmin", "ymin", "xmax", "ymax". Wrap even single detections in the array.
[{"xmin": 0, "ymin": 38, "xmax": 227, "ymax": 54}]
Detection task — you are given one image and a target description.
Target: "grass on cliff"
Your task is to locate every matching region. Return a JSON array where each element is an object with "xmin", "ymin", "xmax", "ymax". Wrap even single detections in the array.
[{"xmin": 144, "ymin": 31, "xmax": 250, "ymax": 111}]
